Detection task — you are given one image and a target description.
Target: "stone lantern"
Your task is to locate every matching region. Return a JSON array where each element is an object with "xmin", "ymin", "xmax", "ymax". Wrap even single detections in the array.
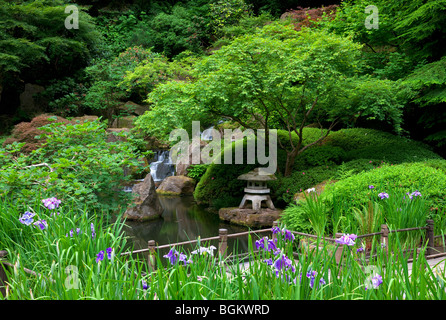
[{"xmin": 237, "ymin": 168, "xmax": 276, "ymax": 211}]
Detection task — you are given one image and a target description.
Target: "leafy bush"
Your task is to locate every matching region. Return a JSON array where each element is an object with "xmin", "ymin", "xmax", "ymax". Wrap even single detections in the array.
[
  {"xmin": 326, "ymin": 128, "xmax": 442, "ymax": 163},
  {"xmin": 134, "ymin": 5, "xmax": 211, "ymax": 58},
  {"xmin": 0, "ymin": 118, "xmax": 141, "ymax": 213},
  {"xmin": 193, "ymin": 138, "xmax": 259, "ymax": 207},
  {"xmin": 83, "ymin": 46, "xmax": 157, "ymax": 120},
  {"xmin": 269, "ymin": 165, "xmax": 337, "ymax": 206},
  {"xmin": 208, "ymin": 0, "xmax": 252, "ymax": 36},
  {"xmin": 186, "ymin": 164, "xmax": 209, "ymax": 182},
  {"xmin": 323, "ymin": 161, "xmax": 446, "ymax": 217}
]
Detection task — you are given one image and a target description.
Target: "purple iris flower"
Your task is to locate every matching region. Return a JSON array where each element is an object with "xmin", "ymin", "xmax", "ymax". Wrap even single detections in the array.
[
  {"xmin": 369, "ymin": 185, "xmax": 374, "ymax": 189},
  {"xmin": 91, "ymin": 223, "xmax": 96, "ymax": 238},
  {"xmin": 365, "ymin": 274, "xmax": 383, "ymax": 290},
  {"xmin": 274, "ymin": 255, "xmax": 295, "ymax": 274},
  {"xmin": 142, "ymin": 279, "xmax": 148, "ymax": 290},
  {"xmin": 42, "ymin": 197, "xmax": 61, "ymax": 210},
  {"xmin": 19, "ymin": 211, "xmax": 35, "ymax": 226},
  {"xmin": 255, "ymin": 237, "xmax": 279, "ymax": 254},
  {"xmin": 163, "ymin": 248, "xmax": 191, "ymax": 266},
  {"xmin": 96, "ymin": 250, "xmax": 105, "ymax": 263},
  {"xmin": 272, "ymin": 226, "xmax": 281, "ymax": 234},
  {"xmin": 33, "ymin": 219, "xmax": 47, "ymax": 230},
  {"xmin": 271, "ymin": 227, "xmax": 295, "ymax": 242},
  {"xmin": 409, "ymin": 190, "xmax": 422, "ymax": 199},
  {"xmin": 306, "ymin": 270, "xmax": 326, "ymax": 289},
  {"xmin": 336, "ymin": 234, "xmax": 357, "ymax": 246},
  {"xmin": 106, "ymin": 247, "xmax": 113, "ymax": 259},
  {"xmin": 378, "ymin": 192, "xmax": 389, "ymax": 200}
]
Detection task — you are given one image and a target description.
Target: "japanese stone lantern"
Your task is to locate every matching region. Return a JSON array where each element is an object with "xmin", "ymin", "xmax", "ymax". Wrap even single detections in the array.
[{"xmin": 237, "ymin": 167, "xmax": 276, "ymax": 211}]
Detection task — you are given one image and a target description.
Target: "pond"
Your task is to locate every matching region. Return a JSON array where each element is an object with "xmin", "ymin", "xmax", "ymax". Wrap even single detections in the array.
[{"xmin": 122, "ymin": 195, "xmax": 262, "ymax": 257}]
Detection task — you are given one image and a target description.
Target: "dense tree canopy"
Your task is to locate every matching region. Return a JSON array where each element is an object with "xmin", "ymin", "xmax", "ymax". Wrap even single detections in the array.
[{"xmin": 134, "ymin": 23, "xmax": 407, "ymax": 175}]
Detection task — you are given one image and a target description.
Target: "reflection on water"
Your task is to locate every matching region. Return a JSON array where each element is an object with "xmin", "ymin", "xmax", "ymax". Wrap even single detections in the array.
[{"xmin": 123, "ymin": 195, "xmax": 260, "ymax": 255}]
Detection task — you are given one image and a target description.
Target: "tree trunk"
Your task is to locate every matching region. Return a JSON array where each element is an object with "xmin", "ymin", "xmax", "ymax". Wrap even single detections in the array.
[{"xmin": 284, "ymin": 148, "xmax": 299, "ymax": 177}]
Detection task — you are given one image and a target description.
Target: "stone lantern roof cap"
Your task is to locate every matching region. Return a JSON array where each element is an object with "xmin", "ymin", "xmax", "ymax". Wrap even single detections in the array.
[{"xmin": 237, "ymin": 167, "xmax": 277, "ymax": 181}]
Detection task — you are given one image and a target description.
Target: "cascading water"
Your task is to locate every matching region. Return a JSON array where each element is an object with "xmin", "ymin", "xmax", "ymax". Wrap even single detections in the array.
[
  {"xmin": 150, "ymin": 150, "xmax": 175, "ymax": 182},
  {"xmin": 201, "ymin": 126, "xmax": 214, "ymax": 141}
]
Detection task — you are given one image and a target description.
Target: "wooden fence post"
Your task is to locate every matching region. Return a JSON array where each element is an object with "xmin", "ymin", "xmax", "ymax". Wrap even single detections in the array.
[
  {"xmin": 334, "ymin": 233, "xmax": 343, "ymax": 265},
  {"xmin": 272, "ymin": 221, "xmax": 279, "ymax": 242},
  {"xmin": 147, "ymin": 240, "xmax": 156, "ymax": 272},
  {"xmin": 0, "ymin": 251, "xmax": 8, "ymax": 297},
  {"xmin": 219, "ymin": 229, "xmax": 228, "ymax": 261},
  {"xmin": 380, "ymin": 224, "xmax": 389, "ymax": 258},
  {"xmin": 426, "ymin": 219, "xmax": 435, "ymax": 256}
]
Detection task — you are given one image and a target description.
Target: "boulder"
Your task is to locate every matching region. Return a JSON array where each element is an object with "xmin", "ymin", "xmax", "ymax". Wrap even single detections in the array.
[
  {"xmin": 110, "ymin": 115, "xmax": 137, "ymax": 128},
  {"xmin": 19, "ymin": 83, "xmax": 45, "ymax": 115},
  {"xmin": 123, "ymin": 173, "xmax": 163, "ymax": 221},
  {"xmin": 106, "ymin": 127, "xmax": 130, "ymax": 143},
  {"xmin": 218, "ymin": 207, "xmax": 282, "ymax": 228},
  {"xmin": 71, "ymin": 115, "xmax": 99, "ymax": 123},
  {"xmin": 117, "ymin": 101, "xmax": 149, "ymax": 116},
  {"xmin": 156, "ymin": 175, "xmax": 196, "ymax": 196}
]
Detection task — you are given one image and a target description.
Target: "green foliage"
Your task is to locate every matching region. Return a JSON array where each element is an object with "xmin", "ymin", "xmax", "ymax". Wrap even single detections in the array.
[
  {"xmin": 324, "ymin": 0, "xmax": 446, "ymax": 62},
  {"xmin": 208, "ymin": 0, "xmax": 252, "ymax": 36},
  {"xmin": 83, "ymin": 46, "xmax": 157, "ymax": 119},
  {"xmin": 0, "ymin": 118, "xmax": 141, "ymax": 213},
  {"xmin": 351, "ymin": 201, "xmax": 383, "ymax": 235},
  {"xmin": 402, "ymin": 57, "xmax": 446, "ymax": 149},
  {"xmin": 269, "ymin": 165, "xmax": 337, "ymax": 206},
  {"xmin": 0, "ymin": 0, "xmax": 100, "ymax": 84},
  {"xmin": 326, "ymin": 128, "xmax": 442, "ymax": 164},
  {"xmin": 137, "ymin": 4, "xmax": 211, "ymax": 57},
  {"xmin": 323, "ymin": 161, "xmax": 446, "ymax": 218},
  {"xmin": 36, "ymin": 75, "xmax": 89, "ymax": 117},
  {"xmin": 186, "ymin": 164, "xmax": 209, "ymax": 181},
  {"xmin": 193, "ymin": 140, "xmax": 259, "ymax": 207},
  {"xmin": 211, "ymin": 12, "xmax": 273, "ymax": 48},
  {"xmin": 94, "ymin": 10, "xmax": 141, "ymax": 56},
  {"xmin": 194, "ymin": 128, "xmax": 442, "ymax": 208}
]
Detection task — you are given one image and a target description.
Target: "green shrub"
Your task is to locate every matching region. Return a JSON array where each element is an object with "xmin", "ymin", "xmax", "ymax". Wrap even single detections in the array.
[
  {"xmin": 186, "ymin": 164, "xmax": 209, "ymax": 182},
  {"xmin": 323, "ymin": 161, "xmax": 446, "ymax": 217},
  {"xmin": 332, "ymin": 159, "xmax": 381, "ymax": 180},
  {"xmin": 326, "ymin": 128, "xmax": 442, "ymax": 163},
  {"xmin": 0, "ymin": 118, "xmax": 142, "ymax": 214},
  {"xmin": 137, "ymin": 5, "xmax": 210, "ymax": 58},
  {"xmin": 269, "ymin": 165, "xmax": 337, "ymax": 206}
]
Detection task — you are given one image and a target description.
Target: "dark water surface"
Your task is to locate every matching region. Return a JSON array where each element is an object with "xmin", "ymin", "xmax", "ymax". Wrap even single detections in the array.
[{"xmin": 122, "ymin": 195, "xmax": 261, "ymax": 256}]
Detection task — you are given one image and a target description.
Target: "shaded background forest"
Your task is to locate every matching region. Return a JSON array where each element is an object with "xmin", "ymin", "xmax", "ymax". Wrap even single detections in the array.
[{"xmin": 0, "ymin": 0, "xmax": 445, "ymax": 157}]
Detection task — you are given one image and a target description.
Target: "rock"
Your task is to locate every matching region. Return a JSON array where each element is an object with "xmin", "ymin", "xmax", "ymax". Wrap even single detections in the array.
[
  {"xmin": 106, "ymin": 128, "xmax": 130, "ymax": 143},
  {"xmin": 218, "ymin": 207, "xmax": 282, "ymax": 228},
  {"xmin": 71, "ymin": 115, "xmax": 99, "ymax": 123},
  {"xmin": 117, "ymin": 101, "xmax": 149, "ymax": 116},
  {"xmin": 19, "ymin": 83, "xmax": 45, "ymax": 115},
  {"xmin": 110, "ymin": 115, "xmax": 137, "ymax": 128},
  {"xmin": 156, "ymin": 175, "xmax": 196, "ymax": 196},
  {"xmin": 123, "ymin": 173, "xmax": 163, "ymax": 221}
]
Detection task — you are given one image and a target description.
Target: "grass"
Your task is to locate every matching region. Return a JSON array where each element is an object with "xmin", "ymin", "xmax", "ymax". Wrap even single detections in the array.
[{"xmin": 1, "ymin": 195, "xmax": 445, "ymax": 300}]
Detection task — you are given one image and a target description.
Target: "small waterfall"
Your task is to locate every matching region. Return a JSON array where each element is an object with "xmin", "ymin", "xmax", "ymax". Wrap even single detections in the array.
[
  {"xmin": 150, "ymin": 150, "xmax": 175, "ymax": 182},
  {"xmin": 201, "ymin": 126, "xmax": 214, "ymax": 141}
]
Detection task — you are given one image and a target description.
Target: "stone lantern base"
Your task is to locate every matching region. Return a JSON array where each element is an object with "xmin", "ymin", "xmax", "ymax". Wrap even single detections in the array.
[{"xmin": 218, "ymin": 207, "xmax": 282, "ymax": 228}]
